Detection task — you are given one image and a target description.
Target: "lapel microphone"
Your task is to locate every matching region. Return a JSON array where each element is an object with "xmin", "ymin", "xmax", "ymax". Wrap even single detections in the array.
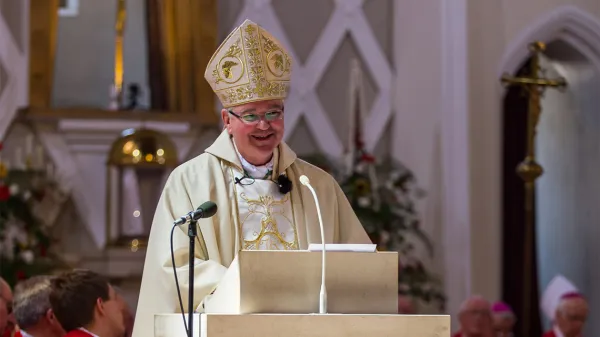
[{"xmin": 276, "ymin": 174, "xmax": 293, "ymax": 194}]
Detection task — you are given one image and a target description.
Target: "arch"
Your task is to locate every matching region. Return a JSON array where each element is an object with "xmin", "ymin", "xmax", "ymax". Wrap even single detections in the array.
[{"xmin": 499, "ymin": 5, "xmax": 600, "ymax": 76}]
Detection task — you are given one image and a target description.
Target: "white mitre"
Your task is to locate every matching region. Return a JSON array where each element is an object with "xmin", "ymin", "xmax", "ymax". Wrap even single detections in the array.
[
  {"xmin": 204, "ymin": 19, "xmax": 293, "ymax": 108},
  {"xmin": 540, "ymin": 274, "xmax": 579, "ymax": 320}
]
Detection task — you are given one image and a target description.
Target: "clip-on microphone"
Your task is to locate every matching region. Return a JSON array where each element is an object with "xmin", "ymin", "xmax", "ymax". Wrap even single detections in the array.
[
  {"xmin": 170, "ymin": 201, "xmax": 218, "ymax": 337},
  {"xmin": 299, "ymin": 175, "xmax": 327, "ymax": 314}
]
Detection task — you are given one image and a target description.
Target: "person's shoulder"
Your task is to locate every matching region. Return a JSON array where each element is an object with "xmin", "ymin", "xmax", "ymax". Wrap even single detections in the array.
[{"xmin": 168, "ymin": 152, "xmax": 222, "ymax": 181}]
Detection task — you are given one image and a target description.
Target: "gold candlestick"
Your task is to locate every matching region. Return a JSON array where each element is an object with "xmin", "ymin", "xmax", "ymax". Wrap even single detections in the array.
[{"xmin": 500, "ymin": 41, "xmax": 567, "ymax": 337}]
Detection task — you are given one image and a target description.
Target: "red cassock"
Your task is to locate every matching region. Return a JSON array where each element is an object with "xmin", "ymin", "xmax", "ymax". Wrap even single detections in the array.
[
  {"xmin": 1, "ymin": 328, "xmax": 21, "ymax": 337},
  {"xmin": 452, "ymin": 331, "xmax": 463, "ymax": 337},
  {"xmin": 64, "ymin": 330, "xmax": 96, "ymax": 337},
  {"xmin": 542, "ymin": 330, "xmax": 557, "ymax": 337}
]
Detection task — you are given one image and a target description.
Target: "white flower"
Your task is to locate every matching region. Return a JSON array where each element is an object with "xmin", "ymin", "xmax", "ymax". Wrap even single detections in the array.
[
  {"xmin": 358, "ymin": 197, "xmax": 371, "ymax": 207},
  {"xmin": 9, "ymin": 184, "xmax": 19, "ymax": 195},
  {"xmin": 23, "ymin": 191, "xmax": 32, "ymax": 200},
  {"xmin": 379, "ymin": 230, "xmax": 390, "ymax": 244},
  {"xmin": 20, "ymin": 250, "xmax": 34, "ymax": 264}
]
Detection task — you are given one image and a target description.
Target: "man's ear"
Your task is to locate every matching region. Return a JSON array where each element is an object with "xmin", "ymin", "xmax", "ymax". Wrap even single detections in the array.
[
  {"xmin": 95, "ymin": 297, "xmax": 106, "ymax": 316},
  {"xmin": 221, "ymin": 109, "xmax": 230, "ymax": 126},
  {"xmin": 46, "ymin": 308, "xmax": 57, "ymax": 323}
]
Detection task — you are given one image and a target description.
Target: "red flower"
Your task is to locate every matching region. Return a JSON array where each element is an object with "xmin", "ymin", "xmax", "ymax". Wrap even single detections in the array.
[
  {"xmin": 16, "ymin": 270, "xmax": 26, "ymax": 280},
  {"xmin": 0, "ymin": 185, "xmax": 9, "ymax": 201},
  {"xmin": 0, "ymin": 142, "xmax": 3, "ymax": 151},
  {"xmin": 360, "ymin": 154, "xmax": 375, "ymax": 163}
]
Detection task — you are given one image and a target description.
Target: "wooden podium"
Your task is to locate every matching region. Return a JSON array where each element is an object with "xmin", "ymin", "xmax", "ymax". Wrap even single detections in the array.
[{"xmin": 154, "ymin": 250, "xmax": 451, "ymax": 337}]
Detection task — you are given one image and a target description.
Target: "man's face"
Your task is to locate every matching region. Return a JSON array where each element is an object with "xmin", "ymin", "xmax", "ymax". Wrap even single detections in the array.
[
  {"xmin": 493, "ymin": 314, "xmax": 515, "ymax": 337},
  {"xmin": 0, "ymin": 280, "xmax": 14, "ymax": 334},
  {"xmin": 459, "ymin": 300, "xmax": 492, "ymax": 336},
  {"xmin": 221, "ymin": 99, "xmax": 285, "ymax": 165},
  {"xmin": 556, "ymin": 298, "xmax": 588, "ymax": 337},
  {"xmin": 98, "ymin": 286, "xmax": 126, "ymax": 337}
]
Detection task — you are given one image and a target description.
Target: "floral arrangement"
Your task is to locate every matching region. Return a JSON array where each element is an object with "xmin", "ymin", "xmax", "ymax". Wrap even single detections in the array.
[
  {"xmin": 0, "ymin": 143, "xmax": 67, "ymax": 287},
  {"xmin": 300, "ymin": 151, "xmax": 446, "ymax": 312}
]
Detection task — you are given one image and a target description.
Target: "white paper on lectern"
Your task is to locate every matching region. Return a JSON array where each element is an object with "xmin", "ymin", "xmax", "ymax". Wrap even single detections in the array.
[{"xmin": 307, "ymin": 243, "xmax": 377, "ymax": 252}]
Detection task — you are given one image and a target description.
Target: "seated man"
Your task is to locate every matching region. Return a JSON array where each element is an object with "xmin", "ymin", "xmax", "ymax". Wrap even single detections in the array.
[
  {"xmin": 13, "ymin": 275, "xmax": 65, "ymax": 337},
  {"xmin": 491, "ymin": 301, "xmax": 516, "ymax": 337},
  {"xmin": 0, "ymin": 278, "xmax": 16, "ymax": 337},
  {"xmin": 49, "ymin": 270, "xmax": 125, "ymax": 337},
  {"xmin": 541, "ymin": 275, "xmax": 588, "ymax": 337},
  {"xmin": 453, "ymin": 296, "xmax": 494, "ymax": 337},
  {"xmin": 133, "ymin": 18, "xmax": 371, "ymax": 337}
]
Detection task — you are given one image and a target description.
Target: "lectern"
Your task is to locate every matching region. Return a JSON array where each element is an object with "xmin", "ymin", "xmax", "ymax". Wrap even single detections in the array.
[{"xmin": 154, "ymin": 250, "xmax": 451, "ymax": 337}]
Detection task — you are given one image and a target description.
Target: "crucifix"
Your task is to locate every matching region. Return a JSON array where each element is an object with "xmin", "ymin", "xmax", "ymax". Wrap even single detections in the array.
[{"xmin": 500, "ymin": 41, "xmax": 567, "ymax": 337}]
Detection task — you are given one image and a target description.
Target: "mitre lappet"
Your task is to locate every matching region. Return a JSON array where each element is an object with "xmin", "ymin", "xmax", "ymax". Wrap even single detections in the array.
[{"xmin": 204, "ymin": 19, "xmax": 293, "ymax": 108}]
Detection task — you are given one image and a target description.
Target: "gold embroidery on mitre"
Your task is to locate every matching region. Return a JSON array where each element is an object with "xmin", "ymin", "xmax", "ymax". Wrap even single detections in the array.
[
  {"xmin": 204, "ymin": 19, "xmax": 292, "ymax": 108},
  {"xmin": 239, "ymin": 192, "xmax": 298, "ymax": 251}
]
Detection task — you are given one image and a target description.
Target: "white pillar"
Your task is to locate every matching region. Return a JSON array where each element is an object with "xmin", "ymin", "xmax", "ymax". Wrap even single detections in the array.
[{"xmin": 439, "ymin": 0, "xmax": 472, "ymax": 322}]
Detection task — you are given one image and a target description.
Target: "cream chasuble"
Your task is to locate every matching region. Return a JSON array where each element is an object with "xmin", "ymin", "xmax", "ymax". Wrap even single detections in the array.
[{"xmin": 132, "ymin": 131, "xmax": 372, "ymax": 337}]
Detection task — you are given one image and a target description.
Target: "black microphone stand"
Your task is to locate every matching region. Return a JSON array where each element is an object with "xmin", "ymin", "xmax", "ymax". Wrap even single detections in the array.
[{"xmin": 187, "ymin": 218, "xmax": 198, "ymax": 337}]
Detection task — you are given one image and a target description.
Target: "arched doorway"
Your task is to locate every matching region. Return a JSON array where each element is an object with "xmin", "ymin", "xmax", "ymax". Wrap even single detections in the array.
[{"xmin": 502, "ymin": 38, "xmax": 600, "ymax": 336}]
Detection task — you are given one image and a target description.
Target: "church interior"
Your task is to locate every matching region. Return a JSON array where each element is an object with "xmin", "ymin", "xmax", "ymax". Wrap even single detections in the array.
[{"xmin": 0, "ymin": 0, "xmax": 598, "ymax": 336}]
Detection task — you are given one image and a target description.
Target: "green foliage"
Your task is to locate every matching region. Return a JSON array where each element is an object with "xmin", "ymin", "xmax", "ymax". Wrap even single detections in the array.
[{"xmin": 300, "ymin": 154, "xmax": 446, "ymax": 311}]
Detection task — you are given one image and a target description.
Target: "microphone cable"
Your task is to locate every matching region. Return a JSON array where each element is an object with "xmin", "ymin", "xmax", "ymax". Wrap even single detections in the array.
[{"xmin": 170, "ymin": 223, "xmax": 190, "ymax": 337}]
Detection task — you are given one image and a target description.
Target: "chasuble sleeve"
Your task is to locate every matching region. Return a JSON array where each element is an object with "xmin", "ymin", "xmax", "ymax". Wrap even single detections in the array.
[
  {"xmin": 333, "ymin": 179, "xmax": 373, "ymax": 244},
  {"xmin": 132, "ymin": 167, "xmax": 228, "ymax": 337}
]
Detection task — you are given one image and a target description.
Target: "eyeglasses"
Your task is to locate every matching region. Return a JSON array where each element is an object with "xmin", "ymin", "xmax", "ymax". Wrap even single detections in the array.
[{"xmin": 228, "ymin": 109, "xmax": 284, "ymax": 125}]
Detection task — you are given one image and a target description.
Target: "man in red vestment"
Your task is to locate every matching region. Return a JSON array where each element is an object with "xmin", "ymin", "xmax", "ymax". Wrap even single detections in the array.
[
  {"xmin": 491, "ymin": 301, "xmax": 516, "ymax": 337},
  {"xmin": 452, "ymin": 296, "xmax": 494, "ymax": 337},
  {"xmin": 541, "ymin": 275, "xmax": 588, "ymax": 337},
  {"xmin": 49, "ymin": 270, "xmax": 126, "ymax": 337},
  {"xmin": 13, "ymin": 276, "xmax": 65, "ymax": 337},
  {"xmin": 541, "ymin": 293, "xmax": 588, "ymax": 337}
]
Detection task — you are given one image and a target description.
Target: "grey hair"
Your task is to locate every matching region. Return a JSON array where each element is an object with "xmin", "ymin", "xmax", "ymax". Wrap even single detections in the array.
[{"xmin": 13, "ymin": 275, "xmax": 55, "ymax": 329}]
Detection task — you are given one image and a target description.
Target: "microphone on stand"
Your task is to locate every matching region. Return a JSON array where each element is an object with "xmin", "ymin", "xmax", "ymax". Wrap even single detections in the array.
[
  {"xmin": 173, "ymin": 201, "xmax": 218, "ymax": 226},
  {"xmin": 170, "ymin": 201, "xmax": 218, "ymax": 337},
  {"xmin": 299, "ymin": 175, "xmax": 327, "ymax": 314}
]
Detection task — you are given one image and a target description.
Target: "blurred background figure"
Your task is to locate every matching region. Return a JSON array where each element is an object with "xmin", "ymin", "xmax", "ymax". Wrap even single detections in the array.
[
  {"xmin": 453, "ymin": 296, "xmax": 494, "ymax": 337},
  {"xmin": 13, "ymin": 275, "xmax": 65, "ymax": 337},
  {"xmin": 491, "ymin": 301, "xmax": 516, "ymax": 337},
  {"xmin": 541, "ymin": 275, "xmax": 588, "ymax": 337}
]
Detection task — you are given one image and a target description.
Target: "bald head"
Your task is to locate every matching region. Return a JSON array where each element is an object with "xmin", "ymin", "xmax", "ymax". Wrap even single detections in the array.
[
  {"xmin": 556, "ymin": 296, "xmax": 588, "ymax": 337},
  {"xmin": 458, "ymin": 296, "xmax": 493, "ymax": 337},
  {"xmin": 459, "ymin": 295, "xmax": 491, "ymax": 314}
]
